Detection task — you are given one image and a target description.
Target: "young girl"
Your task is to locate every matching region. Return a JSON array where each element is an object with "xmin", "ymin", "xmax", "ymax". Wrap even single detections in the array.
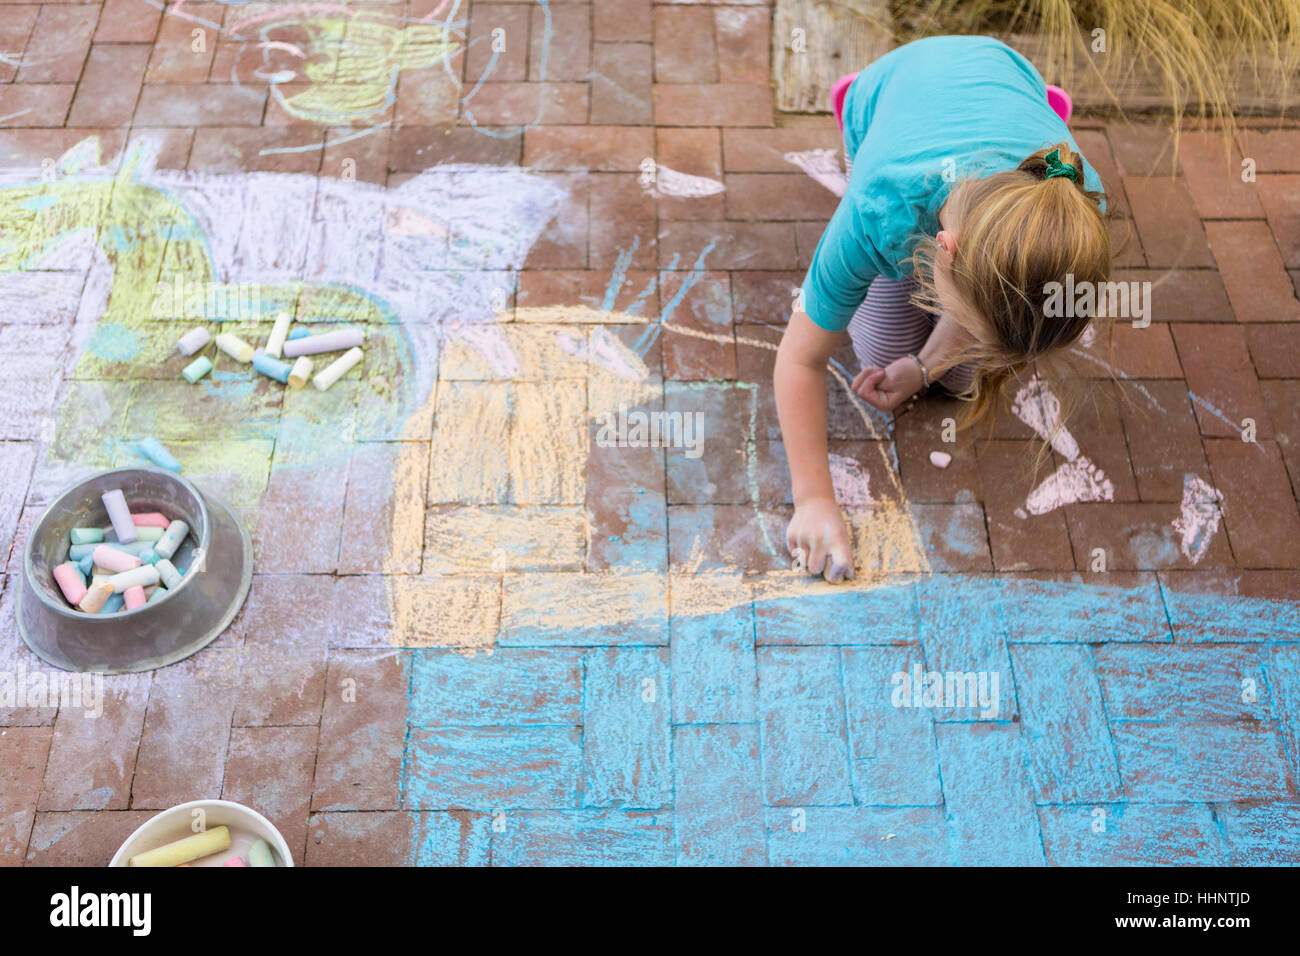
[{"xmin": 775, "ymin": 35, "xmax": 1111, "ymax": 582}]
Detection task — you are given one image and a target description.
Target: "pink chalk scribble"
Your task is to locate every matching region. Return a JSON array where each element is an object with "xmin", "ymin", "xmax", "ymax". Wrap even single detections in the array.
[
  {"xmin": 829, "ymin": 452, "xmax": 873, "ymax": 506},
  {"xmin": 1172, "ymin": 474, "xmax": 1224, "ymax": 564}
]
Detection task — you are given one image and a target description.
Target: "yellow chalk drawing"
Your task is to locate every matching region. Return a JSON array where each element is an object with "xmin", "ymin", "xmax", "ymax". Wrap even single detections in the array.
[
  {"xmin": 227, "ymin": 10, "xmax": 461, "ymax": 124},
  {"xmin": 380, "ymin": 305, "xmax": 932, "ymax": 647}
]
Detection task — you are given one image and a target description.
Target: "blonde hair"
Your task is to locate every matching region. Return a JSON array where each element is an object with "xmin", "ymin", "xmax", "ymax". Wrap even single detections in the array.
[{"xmin": 910, "ymin": 143, "xmax": 1111, "ymax": 433}]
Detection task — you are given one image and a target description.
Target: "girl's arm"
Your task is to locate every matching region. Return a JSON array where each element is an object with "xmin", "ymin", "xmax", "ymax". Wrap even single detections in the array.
[
  {"xmin": 853, "ymin": 313, "xmax": 976, "ymax": 411},
  {"xmin": 774, "ymin": 310, "xmax": 855, "ymax": 582}
]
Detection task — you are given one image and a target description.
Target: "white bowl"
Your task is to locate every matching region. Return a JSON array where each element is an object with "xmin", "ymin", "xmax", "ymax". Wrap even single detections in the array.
[{"xmin": 109, "ymin": 799, "xmax": 294, "ymax": 868}]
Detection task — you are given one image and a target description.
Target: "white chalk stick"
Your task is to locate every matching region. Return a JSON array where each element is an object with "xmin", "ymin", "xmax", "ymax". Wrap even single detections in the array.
[
  {"xmin": 312, "ymin": 346, "xmax": 363, "ymax": 391},
  {"xmin": 108, "ymin": 564, "xmax": 160, "ymax": 593},
  {"xmin": 265, "ymin": 311, "xmax": 292, "ymax": 359}
]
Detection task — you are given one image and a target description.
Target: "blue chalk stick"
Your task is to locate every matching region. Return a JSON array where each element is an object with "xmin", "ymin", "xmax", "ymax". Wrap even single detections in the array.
[
  {"xmin": 252, "ymin": 349, "xmax": 292, "ymax": 384},
  {"xmin": 138, "ymin": 437, "xmax": 182, "ymax": 473},
  {"xmin": 139, "ymin": 548, "xmax": 159, "ymax": 565},
  {"xmin": 287, "ymin": 327, "xmax": 311, "ymax": 340},
  {"xmin": 77, "ymin": 554, "xmax": 94, "ymax": 577},
  {"xmin": 68, "ymin": 543, "xmax": 99, "ymax": 561},
  {"xmin": 99, "ymin": 592, "xmax": 125, "ymax": 614},
  {"xmin": 147, "ymin": 586, "xmax": 168, "ymax": 605}
]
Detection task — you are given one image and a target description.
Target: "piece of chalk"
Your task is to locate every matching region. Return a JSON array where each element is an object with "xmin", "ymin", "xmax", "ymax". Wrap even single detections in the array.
[
  {"xmin": 138, "ymin": 437, "xmax": 182, "ymax": 473},
  {"xmin": 247, "ymin": 839, "xmax": 276, "ymax": 867},
  {"xmin": 252, "ymin": 349, "xmax": 292, "ymax": 384},
  {"xmin": 77, "ymin": 582, "xmax": 113, "ymax": 613},
  {"xmin": 53, "ymin": 563, "xmax": 88, "ymax": 606},
  {"xmin": 77, "ymin": 554, "xmax": 94, "ymax": 577},
  {"xmin": 129, "ymin": 826, "xmax": 231, "ymax": 868},
  {"xmin": 69, "ymin": 527, "xmax": 103, "ymax": 546},
  {"xmin": 282, "ymin": 328, "xmax": 364, "ymax": 358},
  {"xmin": 182, "ymin": 355, "xmax": 213, "ymax": 384},
  {"xmin": 223, "ymin": 856, "xmax": 248, "ymax": 867},
  {"xmin": 312, "ymin": 346, "xmax": 363, "ymax": 391},
  {"xmin": 100, "ymin": 592, "xmax": 125, "ymax": 614},
  {"xmin": 287, "ymin": 356, "xmax": 313, "ymax": 390},
  {"xmin": 131, "ymin": 526, "xmax": 165, "ymax": 543},
  {"xmin": 102, "ymin": 489, "xmax": 136, "ymax": 543},
  {"xmin": 68, "ymin": 543, "xmax": 100, "ymax": 561},
  {"xmin": 265, "ymin": 311, "xmax": 292, "ymax": 359},
  {"xmin": 116, "ymin": 541, "xmax": 155, "ymax": 557},
  {"xmin": 287, "ymin": 326, "xmax": 311, "ymax": 340},
  {"xmin": 929, "ymin": 451, "xmax": 952, "ymax": 469},
  {"xmin": 123, "ymin": 585, "xmax": 147, "ymax": 610},
  {"xmin": 176, "ymin": 327, "xmax": 211, "ymax": 356},
  {"xmin": 215, "ymin": 332, "xmax": 255, "ymax": 363},
  {"xmin": 154, "ymin": 519, "xmax": 189, "ymax": 560},
  {"xmin": 109, "ymin": 564, "xmax": 160, "ymax": 593},
  {"xmin": 93, "ymin": 543, "xmax": 141, "ymax": 573},
  {"xmin": 139, "ymin": 547, "xmax": 158, "ymax": 565},
  {"xmin": 147, "ymin": 585, "xmax": 168, "ymax": 605},
  {"xmin": 155, "ymin": 558, "xmax": 183, "ymax": 590},
  {"xmin": 131, "ymin": 512, "xmax": 171, "ymax": 528}
]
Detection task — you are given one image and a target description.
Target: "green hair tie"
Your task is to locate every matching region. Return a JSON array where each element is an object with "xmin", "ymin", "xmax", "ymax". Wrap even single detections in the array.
[{"xmin": 1044, "ymin": 148, "xmax": 1079, "ymax": 183}]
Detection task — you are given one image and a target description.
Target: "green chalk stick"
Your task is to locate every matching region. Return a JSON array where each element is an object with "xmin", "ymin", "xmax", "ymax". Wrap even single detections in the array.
[
  {"xmin": 70, "ymin": 528, "xmax": 103, "ymax": 546},
  {"xmin": 182, "ymin": 355, "xmax": 213, "ymax": 384},
  {"xmin": 247, "ymin": 839, "xmax": 276, "ymax": 867}
]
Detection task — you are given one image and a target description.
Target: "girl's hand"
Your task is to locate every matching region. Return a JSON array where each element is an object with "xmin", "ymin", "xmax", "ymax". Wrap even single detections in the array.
[
  {"xmin": 852, "ymin": 355, "xmax": 925, "ymax": 412},
  {"xmin": 787, "ymin": 497, "xmax": 855, "ymax": 583}
]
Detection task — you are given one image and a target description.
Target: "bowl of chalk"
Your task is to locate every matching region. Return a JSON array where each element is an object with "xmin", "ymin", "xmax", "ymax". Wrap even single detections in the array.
[
  {"xmin": 16, "ymin": 467, "xmax": 253, "ymax": 674},
  {"xmin": 109, "ymin": 799, "xmax": 293, "ymax": 867}
]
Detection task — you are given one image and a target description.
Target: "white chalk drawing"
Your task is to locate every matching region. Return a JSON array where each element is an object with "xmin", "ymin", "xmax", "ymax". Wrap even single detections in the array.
[
  {"xmin": 784, "ymin": 148, "xmax": 848, "ymax": 197},
  {"xmin": 1012, "ymin": 376, "xmax": 1115, "ymax": 517},
  {"xmin": 1172, "ymin": 474, "xmax": 1224, "ymax": 564},
  {"xmin": 641, "ymin": 163, "xmax": 726, "ymax": 199}
]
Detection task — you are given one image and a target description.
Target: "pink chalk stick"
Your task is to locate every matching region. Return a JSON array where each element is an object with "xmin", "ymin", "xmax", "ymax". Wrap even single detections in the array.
[
  {"xmin": 123, "ymin": 585, "xmax": 147, "ymax": 610},
  {"xmin": 92, "ymin": 544, "xmax": 142, "ymax": 573},
  {"xmin": 223, "ymin": 856, "xmax": 248, "ymax": 867},
  {"xmin": 53, "ymin": 562, "xmax": 87, "ymax": 606},
  {"xmin": 281, "ymin": 328, "xmax": 364, "ymax": 358},
  {"xmin": 131, "ymin": 512, "xmax": 171, "ymax": 528}
]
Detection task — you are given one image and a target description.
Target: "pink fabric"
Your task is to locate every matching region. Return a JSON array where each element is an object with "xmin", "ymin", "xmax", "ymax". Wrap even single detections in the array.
[
  {"xmin": 830, "ymin": 72, "xmax": 859, "ymax": 133},
  {"xmin": 1045, "ymin": 84, "xmax": 1072, "ymax": 123}
]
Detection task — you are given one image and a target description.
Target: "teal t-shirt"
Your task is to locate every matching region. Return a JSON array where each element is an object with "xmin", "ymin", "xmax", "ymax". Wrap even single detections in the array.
[{"xmin": 801, "ymin": 35, "xmax": 1105, "ymax": 332}]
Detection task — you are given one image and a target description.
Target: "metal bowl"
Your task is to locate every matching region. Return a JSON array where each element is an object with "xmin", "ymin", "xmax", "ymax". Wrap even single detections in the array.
[{"xmin": 17, "ymin": 467, "xmax": 253, "ymax": 674}]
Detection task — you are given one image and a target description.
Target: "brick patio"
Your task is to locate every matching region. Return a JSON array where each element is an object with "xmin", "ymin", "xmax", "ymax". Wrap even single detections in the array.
[{"xmin": 0, "ymin": 0, "xmax": 1298, "ymax": 866}]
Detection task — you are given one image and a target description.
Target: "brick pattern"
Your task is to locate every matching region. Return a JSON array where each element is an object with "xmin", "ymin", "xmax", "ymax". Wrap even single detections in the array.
[{"xmin": 1, "ymin": 4, "xmax": 1299, "ymax": 867}]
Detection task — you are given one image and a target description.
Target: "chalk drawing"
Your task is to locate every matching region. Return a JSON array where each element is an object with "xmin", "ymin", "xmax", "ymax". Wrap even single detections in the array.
[
  {"xmin": 784, "ymin": 148, "xmax": 848, "ymax": 197},
  {"xmin": 1172, "ymin": 473, "xmax": 1224, "ymax": 565},
  {"xmin": 223, "ymin": 7, "xmax": 461, "ymax": 125},
  {"xmin": 641, "ymin": 164, "xmax": 726, "ymax": 200},
  {"xmin": 1011, "ymin": 376, "xmax": 1115, "ymax": 516}
]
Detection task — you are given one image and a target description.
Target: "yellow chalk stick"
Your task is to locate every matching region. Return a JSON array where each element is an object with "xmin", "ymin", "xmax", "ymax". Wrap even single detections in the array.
[{"xmin": 128, "ymin": 825, "xmax": 231, "ymax": 867}]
